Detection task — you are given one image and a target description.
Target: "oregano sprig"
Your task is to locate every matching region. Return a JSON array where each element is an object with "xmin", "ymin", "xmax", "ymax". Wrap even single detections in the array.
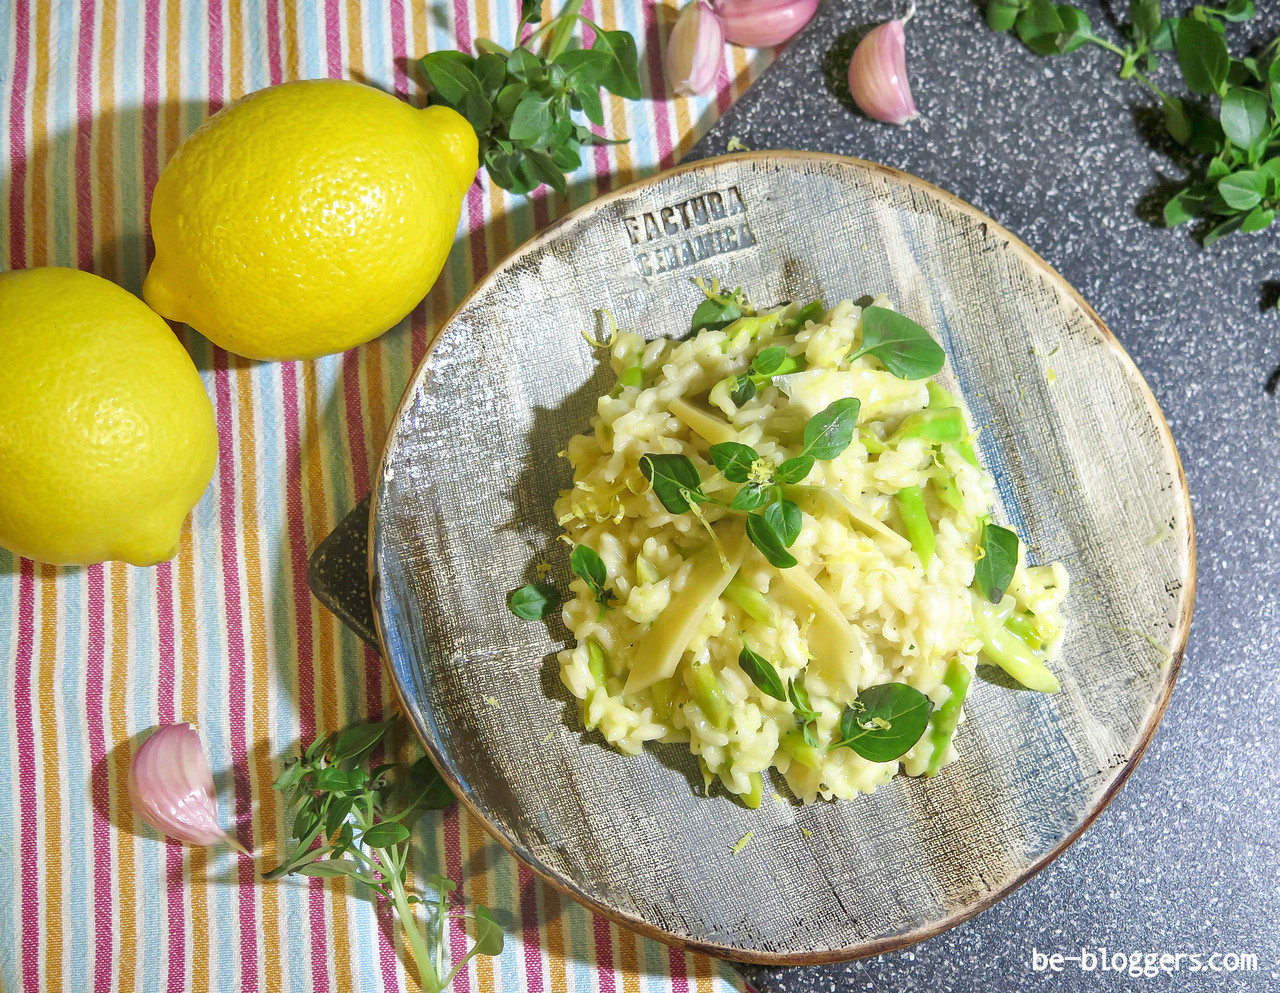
[
  {"xmin": 264, "ymin": 721, "xmax": 502, "ymax": 992},
  {"xmin": 418, "ymin": 0, "xmax": 642, "ymax": 195},
  {"xmin": 986, "ymin": 0, "xmax": 1280, "ymax": 257},
  {"xmin": 637, "ymin": 398, "xmax": 860, "ymax": 568}
]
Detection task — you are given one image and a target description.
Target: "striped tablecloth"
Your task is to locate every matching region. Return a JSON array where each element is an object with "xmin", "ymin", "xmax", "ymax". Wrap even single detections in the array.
[{"xmin": 0, "ymin": 3, "xmax": 772, "ymax": 990}]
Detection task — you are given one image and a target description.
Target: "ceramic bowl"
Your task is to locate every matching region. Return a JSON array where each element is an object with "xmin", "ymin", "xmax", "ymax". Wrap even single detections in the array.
[{"xmin": 369, "ymin": 152, "xmax": 1194, "ymax": 964}]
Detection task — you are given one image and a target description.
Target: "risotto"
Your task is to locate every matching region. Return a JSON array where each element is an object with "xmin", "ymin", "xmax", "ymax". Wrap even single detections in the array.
[{"xmin": 548, "ymin": 285, "xmax": 1068, "ymax": 806}]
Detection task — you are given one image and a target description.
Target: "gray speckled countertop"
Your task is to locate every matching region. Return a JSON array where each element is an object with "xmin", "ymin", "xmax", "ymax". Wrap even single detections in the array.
[{"xmin": 682, "ymin": 2, "xmax": 1279, "ymax": 991}]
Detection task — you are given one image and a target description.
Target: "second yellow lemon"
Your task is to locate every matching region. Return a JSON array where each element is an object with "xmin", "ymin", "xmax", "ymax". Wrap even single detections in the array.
[{"xmin": 144, "ymin": 80, "xmax": 478, "ymax": 361}]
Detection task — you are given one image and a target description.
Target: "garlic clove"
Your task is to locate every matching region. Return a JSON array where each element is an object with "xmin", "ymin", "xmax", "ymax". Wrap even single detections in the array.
[
  {"xmin": 848, "ymin": 16, "xmax": 918, "ymax": 126},
  {"xmin": 667, "ymin": 0, "xmax": 726, "ymax": 97},
  {"xmin": 128, "ymin": 723, "xmax": 247, "ymax": 852},
  {"xmin": 713, "ymin": 0, "xmax": 819, "ymax": 49}
]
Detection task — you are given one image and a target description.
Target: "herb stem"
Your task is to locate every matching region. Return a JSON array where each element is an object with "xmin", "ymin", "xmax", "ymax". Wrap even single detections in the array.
[
  {"xmin": 389, "ymin": 854, "xmax": 443, "ymax": 992},
  {"xmin": 545, "ymin": 0, "xmax": 588, "ymax": 60},
  {"xmin": 1087, "ymin": 35, "xmax": 1131, "ymax": 60}
]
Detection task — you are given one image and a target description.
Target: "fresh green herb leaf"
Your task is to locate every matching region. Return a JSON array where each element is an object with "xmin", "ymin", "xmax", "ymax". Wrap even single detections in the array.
[
  {"xmin": 746, "ymin": 513, "xmax": 798, "ymax": 568},
  {"xmin": 764, "ymin": 499, "xmax": 802, "ymax": 548},
  {"xmin": 1177, "ymin": 16, "xmax": 1230, "ymax": 95},
  {"xmin": 728, "ymin": 374, "xmax": 756, "ymax": 407},
  {"xmin": 974, "ymin": 521, "xmax": 1019, "ymax": 603},
  {"xmin": 1164, "ymin": 186, "xmax": 1207, "ymax": 226},
  {"xmin": 732, "ymin": 483, "xmax": 774, "ymax": 511},
  {"xmin": 471, "ymin": 906, "xmax": 505, "ymax": 956},
  {"xmin": 831, "ymin": 683, "xmax": 934, "ymax": 762},
  {"xmin": 1055, "ymin": 6, "xmax": 1094, "ymax": 54},
  {"xmin": 775, "ymin": 455, "xmax": 815, "ymax": 485},
  {"xmin": 570, "ymin": 544, "xmax": 611, "ymax": 615},
  {"xmin": 1220, "ymin": 86, "xmax": 1268, "ymax": 148},
  {"xmin": 1131, "ymin": 0, "xmax": 1162, "ymax": 42},
  {"xmin": 800, "ymin": 398, "xmax": 862, "ymax": 460},
  {"xmin": 1217, "ymin": 169, "xmax": 1265, "ymax": 209},
  {"xmin": 691, "ymin": 295, "xmax": 745, "ymax": 335},
  {"xmin": 986, "ymin": 0, "xmax": 1024, "ymax": 33},
  {"xmin": 709, "ymin": 442, "xmax": 759, "ymax": 483},
  {"xmin": 785, "ymin": 299, "xmax": 826, "ymax": 330},
  {"xmin": 418, "ymin": 51, "xmax": 481, "ymax": 104},
  {"xmin": 738, "ymin": 642, "xmax": 788, "ymax": 702},
  {"xmin": 849, "ymin": 307, "xmax": 946, "ymax": 380},
  {"xmin": 590, "ymin": 29, "xmax": 643, "ymax": 99},
  {"xmin": 418, "ymin": 5, "xmax": 639, "ymax": 195},
  {"xmin": 1241, "ymin": 204, "xmax": 1275, "ymax": 231},
  {"xmin": 752, "ymin": 346, "xmax": 790, "ymax": 376},
  {"xmin": 639, "ymin": 453, "xmax": 707, "ymax": 514},
  {"xmin": 361, "ymin": 821, "xmax": 412, "ymax": 848},
  {"xmin": 507, "ymin": 583, "xmax": 561, "ymax": 621},
  {"xmin": 1203, "ymin": 211, "xmax": 1248, "ymax": 245},
  {"xmin": 787, "ymin": 671, "xmax": 820, "ymax": 725}
]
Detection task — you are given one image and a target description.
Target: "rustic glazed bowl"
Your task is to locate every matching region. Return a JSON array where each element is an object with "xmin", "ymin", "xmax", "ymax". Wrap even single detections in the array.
[{"xmin": 369, "ymin": 152, "xmax": 1195, "ymax": 964}]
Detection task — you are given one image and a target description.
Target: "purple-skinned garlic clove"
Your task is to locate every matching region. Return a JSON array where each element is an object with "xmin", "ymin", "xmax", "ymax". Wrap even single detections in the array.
[{"xmin": 128, "ymin": 723, "xmax": 247, "ymax": 852}]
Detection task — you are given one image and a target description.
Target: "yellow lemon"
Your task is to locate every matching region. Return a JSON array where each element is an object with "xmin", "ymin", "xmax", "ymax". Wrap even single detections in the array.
[
  {"xmin": 143, "ymin": 79, "xmax": 478, "ymax": 361},
  {"xmin": 0, "ymin": 268, "xmax": 217, "ymax": 567}
]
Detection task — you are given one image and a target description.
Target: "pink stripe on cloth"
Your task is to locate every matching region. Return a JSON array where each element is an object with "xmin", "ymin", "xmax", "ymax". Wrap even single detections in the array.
[
  {"xmin": 74, "ymin": 0, "xmax": 97, "ymax": 272},
  {"xmin": 442, "ymin": 804, "xmax": 470, "ymax": 992},
  {"xmin": 593, "ymin": 917, "xmax": 617, "ymax": 993},
  {"xmin": 6, "ymin": 0, "xmax": 30, "ymax": 269},
  {"xmin": 265, "ymin": 0, "xmax": 283, "ymax": 87},
  {"xmin": 212, "ymin": 352, "xmax": 260, "ymax": 993},
  {"xmin": 14, "ymin": 559, "xmax": 38, "ymax": 992},
  {"xmin": 390, "ymin": 0, "xmax": 409, "ymax": 97},
  {"xmin": 207, "ymin": 2, "xmax": 225, "ymax": 113},
  {"xmin": 668, "ymin": 947, "xmax": 691, "ymax": 993},
  {"xmin": 324, "ymin": 0, "xmax": 343, "ymax": 77},
  {"xmin": 83, "ymin": 564, "xmax": 113, "ymax": 993}
]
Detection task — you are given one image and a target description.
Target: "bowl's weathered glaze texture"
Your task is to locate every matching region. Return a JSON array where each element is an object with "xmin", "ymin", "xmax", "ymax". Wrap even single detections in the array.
[{"xmin": 369, "ymin": 153, "xmax": 1194, "ymax": 964}]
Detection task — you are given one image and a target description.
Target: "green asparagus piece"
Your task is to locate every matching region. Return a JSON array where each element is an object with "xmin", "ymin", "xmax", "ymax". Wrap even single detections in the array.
[
  {"xmin": 586, "ymin": 638, "xmax": 608, "ymax": 687},
  {"xmin": 894, "ymin": 407, "xmax": 966, "ymax": 444},
  {"xmin": 740, "ymin": 772, "xmax": 764, "ymax": 809},
  {"xmin": 926, "ymin": 660, "xmax": 971, "ymax": 776},
  {"xmin": 1004, "ymin": 611, "xmax": 1045, "ymax": 651},
  {"xmin": 723, "ymin": 574, "xmax": 776, "ymax": 625},
  {"xmin": 930, "ymin": 466, "xmax": 965, "ymax": 512},
  {"xmin": 687, "ymin": 661, "xmax": 731, "ymax": 727},
  {"xmin": 972, "ymin": 595, "xmax": 1060, "ymax": 693},
  {"xmin": 780, "ymin": 729, "xmax": 823, "ymax": 770},
  {"xmin": 894, "ymin": 485, "xmax": 935, "ymax": 566}
]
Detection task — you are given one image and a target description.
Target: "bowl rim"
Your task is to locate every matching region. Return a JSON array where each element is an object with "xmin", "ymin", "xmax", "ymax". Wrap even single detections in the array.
[{"xmin": 368, "ymin": 150, "xmax": 1197, "ymax": 966}]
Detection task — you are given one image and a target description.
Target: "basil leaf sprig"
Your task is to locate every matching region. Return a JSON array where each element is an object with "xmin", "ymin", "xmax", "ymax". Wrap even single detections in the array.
[
  {"xmin": 264, "ymin": 721, "xmax": 502, "ymax": 992},
  {"xmin": 986, "ymin": 0, "xmax": 1280, "ymax": 254},
  {"xmin": 831, "ymin": 683, "xmax": 935, "ymax": 762},
  {"xmin": 847, "ymin": 307, "xmax": 946, "ymax": 380},
  {"xmin": 570, "ymin": 544, "xmax": 613, "ymax": 617},
  {"xmin": 418, "ymin": 0, "xmax": 642, "ymax": 195},
  {"xmin": 737, "ymin": 643, "xmax": 933, "ymax": 760},
  {"xmin": 638, "ymin": 398, "xmax": 861, "ymax": 568},
  {"xmin": 973, "ymin": 519, "xmax": 1020, "ymax": 603}
]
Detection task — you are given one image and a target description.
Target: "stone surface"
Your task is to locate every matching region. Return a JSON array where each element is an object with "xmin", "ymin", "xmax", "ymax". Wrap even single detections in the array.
[{"xmin": 684, "ymin": 2, "xmax": 1280, "ymax": 991}]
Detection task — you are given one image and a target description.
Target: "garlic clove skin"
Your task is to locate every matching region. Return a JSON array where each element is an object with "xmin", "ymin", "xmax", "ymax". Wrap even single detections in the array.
[
  {"xmin": 713, "ymin": 0, "xmax": 819, "ymax": 49},
  {"xmin": 848, "ymin": 18, "xmax": 918, "ymax": 126},
  {"xmin": 128, "ymin": 723, "xmax": 247, "ymax": 852},
  {"xmin": 667, "ymin": 0, "xmax": 725, "ymax": 97}
]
